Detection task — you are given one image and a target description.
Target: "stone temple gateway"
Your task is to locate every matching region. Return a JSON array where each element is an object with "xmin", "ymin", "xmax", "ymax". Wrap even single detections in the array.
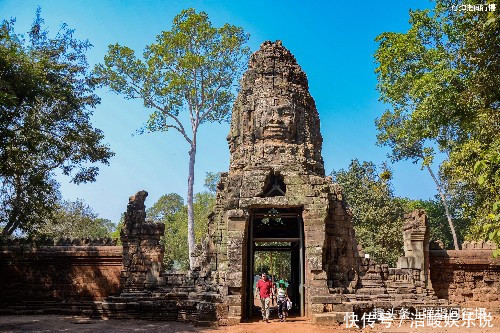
[
  {"xmin": 1, "ymin": 40, "xmax": 499, "ymax": 325},
  {"xmin": 206, "ymin": 40, "xmax": 361, "ymax": 321}
]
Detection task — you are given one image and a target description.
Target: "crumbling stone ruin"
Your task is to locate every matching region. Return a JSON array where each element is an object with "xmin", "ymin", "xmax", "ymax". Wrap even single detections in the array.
[
  {"xmin": 1, "ymin": 40, "xmax": 499, "ymax": 325},
  {"xmin": 102, "ymin": 40, "xmax": 374, "ymax": 324},
  {"xmin": 120, "ymin": 191, "xmax": 165, "ymax": 290},
  {"xmin": 101, "ymin": 190, "xmax": 227, "ymax": 323},
  {"xmin": 195, "ymin": 41, "xmax": 453, "ymax": 325},
  {"xmin": 430, "ymin": 240, "xmax": 500, "ymax": 308}
]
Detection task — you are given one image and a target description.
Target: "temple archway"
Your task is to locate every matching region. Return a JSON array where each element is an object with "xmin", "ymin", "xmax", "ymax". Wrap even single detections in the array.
[{"xmin": 245, "ymin": 207, "xmax": 304, "ymax": 319}]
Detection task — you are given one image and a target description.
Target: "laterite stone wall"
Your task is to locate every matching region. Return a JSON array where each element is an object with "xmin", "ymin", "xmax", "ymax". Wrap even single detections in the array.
[
  {"xmin": 0, "ymin": 246, "xmax": 122, "ymax": 313},
  {"xmin": 429, "ymin": 241, "xmax": 500, "ymax": 310}
]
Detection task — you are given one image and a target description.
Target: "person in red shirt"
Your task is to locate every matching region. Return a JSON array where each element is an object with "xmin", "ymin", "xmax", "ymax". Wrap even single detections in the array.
[{"xmin": 255, "ymin": 272, "xmax": 274, "ymax": 322}]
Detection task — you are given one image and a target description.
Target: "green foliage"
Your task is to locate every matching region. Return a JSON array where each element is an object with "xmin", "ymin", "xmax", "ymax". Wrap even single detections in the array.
[
  {"xmin": 332, "ymin": 160, "xmax": 404, "ymax": 266},
  {"xmin": 374, "ymin": 0, "xmax": 499, "ymax": 247},
  {"xmin": 111, "ymin": 214, "xmax": 125, "ymax": 245},
  {"xmin": 0, "ymin": 9, "xmax": 113, "ymax": 236},
  {"xmin": 94, "ymin": 7, "xmax": 250, "ymax": 136},
  {"xmin": 147, "ymin": 193, "xmax": 184, "ymax": 223},
  {"xmin": 254, "ymin": 250, "xmax": 291, "ymax": 281},
  {"xmin": 38, "ymin": 200, "xmax": 115, "ymax": 239},
  {"xmin": 398, "ymin": 198, "xmax": 468, "ymax": 249},
  {"xmin": 204, "ymin": 172, "xmax": 221, "ymax": 193},
  {"xmin": 473, "ymin": 148, "xmax": 500, "ymax": 256},
  {"xmin": 148, "ymin": 191, "xmax": 214, "ymax": 270}
]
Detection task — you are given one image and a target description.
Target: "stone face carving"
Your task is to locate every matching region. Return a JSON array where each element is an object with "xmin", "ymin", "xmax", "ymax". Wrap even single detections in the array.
[
  {"xmin": 227, "ymin": 40, "xmax": 324, "ymax": 175},
  {"xmin": 105, "ymin": 42, "xmax": 447, "ymax": 325},
  {"xmin": 2, "ymin": 39, "xmax": 498, "ymax": 324}
]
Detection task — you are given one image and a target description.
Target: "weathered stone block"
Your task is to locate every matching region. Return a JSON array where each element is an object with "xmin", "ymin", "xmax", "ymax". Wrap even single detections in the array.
[
  {"xmin": 312, "ymin": 313, "xmax": 345, "ymax": 325},
  {"xmin": 312, "ymin": 295, "xmax": 343, "ymax": 304}
]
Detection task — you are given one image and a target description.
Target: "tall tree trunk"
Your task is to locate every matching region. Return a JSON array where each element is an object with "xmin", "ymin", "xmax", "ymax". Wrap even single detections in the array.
[
  {"xmin": 187, "ymin": 141, "xmax": 197, "ymax": 269},
  {"xmin": 426, "ymin": 165, "xmax": 459, "ymax": 250},
  {"xmin": 1, "ymin": 218, "xmax": 16, "ymax": 236},
  {"xmin": 2, "ymin": 175, "xmax": 22, "ymax": 237}
]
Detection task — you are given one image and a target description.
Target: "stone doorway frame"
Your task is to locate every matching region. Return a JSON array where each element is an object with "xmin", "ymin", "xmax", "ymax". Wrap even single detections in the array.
[{"xmin": 245, "ymin": 208, "xmax": 305, "ymax": 319}]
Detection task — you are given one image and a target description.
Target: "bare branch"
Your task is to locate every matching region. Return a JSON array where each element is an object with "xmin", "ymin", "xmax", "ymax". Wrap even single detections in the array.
[
  {"xmin": 199, "ymin": 68, "xmax": 205, "ymax": 111},
  {"xmin": 122, "ymin": 71, "xmax": 192, "ymax": 144},
  {"xmin": 163, "ymin": 124, "xmax": 193, "ymax": 141},
  {"xmin": 185, "ymin": 89, "xmax": 195, "ymax": 131},
  {"xmin": 198, "ymin": 81, "xmax": 224, "ymax": 124}
]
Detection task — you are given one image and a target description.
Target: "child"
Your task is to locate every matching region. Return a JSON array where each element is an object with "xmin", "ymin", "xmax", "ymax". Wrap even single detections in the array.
[{"xmin": 276, "ymin": 282, "xmax": 289, "ymax": 322}]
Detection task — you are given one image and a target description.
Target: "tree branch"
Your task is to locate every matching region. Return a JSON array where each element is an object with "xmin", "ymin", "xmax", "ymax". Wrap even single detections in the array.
[
  {"xmin": 199, "ymin": 68, "xmax": 205, "ymax": 111},
  {"xmin": 162, "ymin": 124, "xmax": 193, "ymax": 141},
  {"xmin": 156, "ymin": 105, "xmax": 192, "ymax": 144},
  {"xmin": 122, "ymin": 72, "xmax": 193, "ymax": 145},
  {"xmin": 425, "ymin": 164, "xmax": 459, "ymax": 250},
  {"xmin": 198, "ymin": 81, "xmax": 224, "ymax": 124}
]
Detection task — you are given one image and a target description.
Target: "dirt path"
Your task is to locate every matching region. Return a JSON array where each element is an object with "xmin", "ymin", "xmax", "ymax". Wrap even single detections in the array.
[{"xmin": 0, "ymin": 315, "xmax": 498, "ymax": 333}]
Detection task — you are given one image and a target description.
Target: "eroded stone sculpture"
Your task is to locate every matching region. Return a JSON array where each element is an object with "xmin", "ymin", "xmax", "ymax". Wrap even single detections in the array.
[{"xmin": 120, "ymin": 190, "xmax": 165, "ymax": 290}]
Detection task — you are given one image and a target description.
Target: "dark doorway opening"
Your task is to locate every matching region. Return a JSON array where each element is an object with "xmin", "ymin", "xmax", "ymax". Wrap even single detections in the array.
[{"xmin": 246, "ymin": 208, "xmax": 304, "ymax": 320}]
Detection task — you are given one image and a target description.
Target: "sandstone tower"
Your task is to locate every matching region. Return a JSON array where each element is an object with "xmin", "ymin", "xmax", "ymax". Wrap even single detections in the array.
[{"xmin": 204, "ymin": 40, "xmax": 361, "ymax": 322}]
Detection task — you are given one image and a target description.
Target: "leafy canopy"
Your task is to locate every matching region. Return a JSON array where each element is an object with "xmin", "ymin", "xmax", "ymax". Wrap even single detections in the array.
[
  {"xmin": 332, "ymin": 160, "xmax": 404, "ymax": 266},
  {"xmin": 39, "ymin": 200, "xmax": 115, "ymax": 240},
  {"xmin": 95, "ymin": 8, "xmax": 250, "ymax": 139},
  {"xmin": 148, "ymin": 191, "xmax": 214, "ymax": 270},
  {"xmin": 145, "ymin": 172, "xmax": 220, "ymax": 270},
  {"xmin": 374, "ymin": 0, "xmax": 499, "ymax": 247},
  {"xmin": 204, "ymin": 172, "xmax": 221, "ymax": 194},
  {"xmin": 398, "ymin": 197, "xmax": 468, "ymax": 249},
  {"xmin": 0, "ymin": 9, "xmax": 113, "ymax": 236},
  {"xmin": 95, "ymin": 8, "xmax": 250, "ymax": 269}
]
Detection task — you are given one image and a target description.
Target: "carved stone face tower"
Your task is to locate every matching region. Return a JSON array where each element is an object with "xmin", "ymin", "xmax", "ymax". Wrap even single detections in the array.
[
  {"xmin": 227, "ymin": 40, "xmax": 324, "ymax": 175},
  {"xmin": 205, "ymin": 41, "xmax": 360, "ymax": 324}
]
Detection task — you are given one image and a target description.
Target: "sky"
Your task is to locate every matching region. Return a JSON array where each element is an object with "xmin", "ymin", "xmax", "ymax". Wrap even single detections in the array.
[{"xmin": 0, "ymin": 0, "xmax": 444, "ymax": 223}]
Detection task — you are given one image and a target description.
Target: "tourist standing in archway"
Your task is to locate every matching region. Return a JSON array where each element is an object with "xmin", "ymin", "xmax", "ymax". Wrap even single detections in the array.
[{"xmin": 255, "ymin": 272, "xmax": 274, "ymax": 322}]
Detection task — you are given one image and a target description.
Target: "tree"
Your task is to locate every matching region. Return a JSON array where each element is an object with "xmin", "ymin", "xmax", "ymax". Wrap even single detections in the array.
[
  {"xmin": 374, "ymin": 107, "xmax": 459, "ymax": 249},
  {"xmin": 95, "ymin": 9, "xmax": 250, "ymax": 269},
  {"xmin": 204, "ymin": 171, "xmax": 221, "ymax": 194},
  {"xmin": 111, "ymin": 213, "xmax": 125, "ymax": 245},
  {"xmin": 254, "ymin": 250, "xmax": 291, "ymax": 281},
  {"xmin": 147, "ymin": 173, "xmax": 218, "ymax": 269},
  {"xmin": 474, "ymin": 148, "xmax": 500, "ymax": 256},
  {"xmin": 148, "ymin": 191, "xmax": 214, "ymax": 270},
  {"xmin": 373, "ymin": 0, "xmax": 499, "ymax": 249},
  {"xmin": 398, "ymin": 197, "xmax": 468, "ymax": 249},
  {"xmin": 332, "ymin": 160, "xmax": 405, "ymax": 266},
  {"xmin": 0, "ymin": 9, "xmax": 113, "ymax": 237},
  {"xmin": 38, "ymin": 199, "xmax": 115, "ymax": 239},
  {"xmin": 147, "ymin": 193, "xmax": 184, "ymax": 223}
]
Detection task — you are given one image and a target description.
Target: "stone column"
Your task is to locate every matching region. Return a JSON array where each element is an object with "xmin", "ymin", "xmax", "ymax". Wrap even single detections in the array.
[
  {"xmin": 225, "ymin": 209, "xmax": 246, "ymax": 324},
  {"xmin": 120, "ymin": 190, "xmax": 165, "ymax": 291},
  {"xmin": 397, "ymin": 209, "xmax": 431, "ymax": 289}
]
